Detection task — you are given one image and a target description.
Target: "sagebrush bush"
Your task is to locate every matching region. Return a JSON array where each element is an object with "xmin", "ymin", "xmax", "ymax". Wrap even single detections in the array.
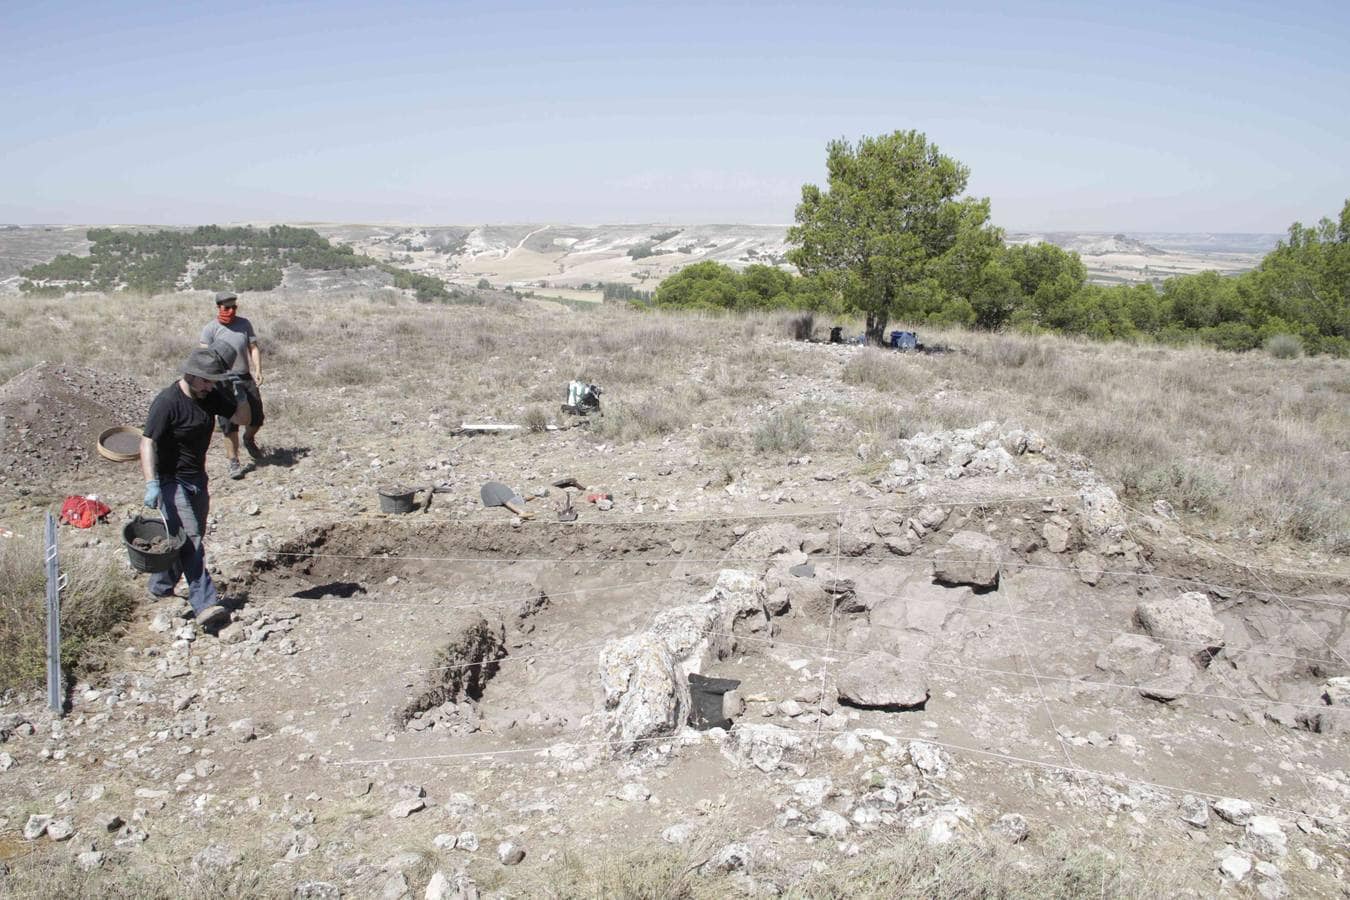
[
  {"xmin": 754, "ymin": 405, "xmax": 813, "ymax": 453},
  {"xmin": 1122, "ymin": 461, "xmax": 1224, "ymax": 515},
  {"xmin": 1264, "ymin": 333, "xmax": 1303, "ymax": 359},
  {"xmin": 523, "ymin": 405, "xmax": 549, "ymax": 433}
]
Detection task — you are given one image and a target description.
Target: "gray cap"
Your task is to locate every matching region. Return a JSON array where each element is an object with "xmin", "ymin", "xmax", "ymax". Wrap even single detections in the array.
[
  {"xmin": 182, "ymin": 347, "xmax": 231, "ymax": 381},
  {"xmin": 214, "ymin": 291, "xmax": 238, "ymax": 305}
]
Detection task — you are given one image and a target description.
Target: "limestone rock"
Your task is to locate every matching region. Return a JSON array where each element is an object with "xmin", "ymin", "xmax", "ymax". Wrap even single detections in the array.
[
  {"xmin": 806, "ymin": 811, "xmax": 850, "ymax": 839},
  {"xmin": 599, "ymin": 570, "xmax": 773, "ymax": 753},
  {"xmin": 1138, "ymin": 654, "xmax": 1196, "ymax": 703},
  {"xmin": 1244, "ymin": 816, "xmax": 1287, "ymax": 857},
  {"xmin": 1042, "ymin": 521, "xmax": 1071, "ymax": 554},
  {"xmin": 1219, "ymin": 851, "xmax": 1252, "ymax": 882},
  {"xmin": 837, "ymin": 651, "xmax": 929, "ymax": 710},
  {"xmin": 721, "ymin": 724, "xmax": 802, "ymax": 772},
  {"xmin": 932, "ymin": 531, "xmax": 1001, "ymax": 588},
  {"xmin": 706, "ymin": 842, "xmax": 751, "ymax": 873},
  {"xmin": 1179, "ymin": 795, "xmax": 1209, "ymax": 828},
  {"xmin": 990, "ymin": 813, "xmax": 1029, "ymax": 843},
  {"xmin": 388, "ymin": 798, "xmax": 425, "ymax": 819},
  {"xmin": 496, "ymin": 841, "xmax": 525, "ymax": 865},
  {"xmin": 1096, "ymin": 633, "xmax": 1165, "ymax": 679},
  {"xmin": 1213, "ymin": 798, "xmax": 1253, "ymax": 825},
  {"xmin": 1135, "ymin": 592, "xmax": 1224, "ymax": 665},
  {"xmin": 46, "ymin": 818, "xmax": 74, "ymax": 841},
  {"xmin": 23, "ymin": 814, "xmax": 51, "ymax": 840},
  {"xmin": 1074, "ymin": 551, "xmax": 1105, "ymax": 585},
  {"xmin": 908, "ymin": 741, "xmax": 949, "ymax": 778}
]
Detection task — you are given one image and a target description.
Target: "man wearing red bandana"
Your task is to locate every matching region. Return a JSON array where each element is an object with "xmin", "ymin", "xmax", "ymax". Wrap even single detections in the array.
[{"xmin": 199, "ymin": 291, "xmax": 266, "ymax": 480}]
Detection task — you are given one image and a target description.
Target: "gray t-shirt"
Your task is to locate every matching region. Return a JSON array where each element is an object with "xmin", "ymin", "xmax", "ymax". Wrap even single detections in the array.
[{"xmin": 200, "ymin": 317, "xmax": 257, "ymax": 376}]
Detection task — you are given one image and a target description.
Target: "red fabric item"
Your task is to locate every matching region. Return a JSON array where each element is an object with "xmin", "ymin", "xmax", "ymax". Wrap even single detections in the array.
[
  {"xmin": 217, "ymin": 307, "xmax": 237, "ymax": 325},
  {"xmin": 585, "ymin": 492, "xmax": 613, "ymax": 503},
  {"xmin": 59, "ymin": 496, "xmax": 112, "ymax": 529}
]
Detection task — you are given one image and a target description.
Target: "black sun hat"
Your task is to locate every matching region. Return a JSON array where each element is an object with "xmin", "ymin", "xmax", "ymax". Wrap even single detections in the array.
[{"xmin": 181, "ymin": 346, "xmax": 233, "ymax": 381}]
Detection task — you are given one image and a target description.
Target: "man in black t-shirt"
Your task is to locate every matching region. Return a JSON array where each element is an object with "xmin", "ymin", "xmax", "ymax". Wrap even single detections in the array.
[{"xmin": 139, "ymin": 346, "xmax": 251, "ymax": 628}]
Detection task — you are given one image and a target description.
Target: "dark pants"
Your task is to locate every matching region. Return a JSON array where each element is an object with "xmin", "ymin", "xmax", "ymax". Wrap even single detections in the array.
[
  {"xmin": 148, "ymin": 476, "xmax": 218, "ymax": 615},
  {"xmin": 218, "ymin": 375, "xmax": 265, "ymax": 435}
]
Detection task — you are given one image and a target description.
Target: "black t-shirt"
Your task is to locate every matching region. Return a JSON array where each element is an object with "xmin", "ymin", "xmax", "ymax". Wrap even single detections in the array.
[{"xmin": 143, "ymin": 382, "xmax": 237, "ymax": 479}]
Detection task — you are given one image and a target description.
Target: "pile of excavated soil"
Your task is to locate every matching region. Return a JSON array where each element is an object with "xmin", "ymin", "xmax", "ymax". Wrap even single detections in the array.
[{"xmin": 0, "ymin": 362, "xmax": 155, "ymax": 489}]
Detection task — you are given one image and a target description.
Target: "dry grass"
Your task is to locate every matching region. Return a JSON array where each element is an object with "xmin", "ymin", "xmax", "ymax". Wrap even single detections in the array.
[
  {"xmin": 754, "ymin": 404, "xmax": 814, "ymax": 453},
  {"xmin": 0, "ymin": 533, "xmax": 137, "ymax": 691},
  {"xmin": 1, "ymin": 291, "xmax": 1344, "ymax": 550}
]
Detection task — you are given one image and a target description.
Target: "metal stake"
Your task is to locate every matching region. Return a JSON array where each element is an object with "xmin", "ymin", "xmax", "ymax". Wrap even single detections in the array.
[{"xmin": 45, "ymin": 512, "xmax": 63, "ymax": 716}]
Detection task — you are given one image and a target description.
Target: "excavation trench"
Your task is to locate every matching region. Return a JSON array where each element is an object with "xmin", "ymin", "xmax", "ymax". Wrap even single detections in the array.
[{"xmin": 237, "ymin": 511, "xmax": 1348, "ymax": 759}]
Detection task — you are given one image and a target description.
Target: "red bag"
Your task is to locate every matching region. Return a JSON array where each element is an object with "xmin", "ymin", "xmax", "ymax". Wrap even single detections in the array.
[{"xmin": 59, "ymin": 496, "xmax": 112, "ymax": 529}]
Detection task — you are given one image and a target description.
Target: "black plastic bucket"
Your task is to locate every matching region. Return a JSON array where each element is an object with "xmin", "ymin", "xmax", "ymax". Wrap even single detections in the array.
[
  {"xmin": 378, "ymin": 485, "xmax": 420, "ymax": 514},
  {"xmin": 122, "ymin": 515, "xmax": 185, "ymax": 573},
  {"xmin": 688, "ymin": 673, "xmax": 742, "ymax": 730}
]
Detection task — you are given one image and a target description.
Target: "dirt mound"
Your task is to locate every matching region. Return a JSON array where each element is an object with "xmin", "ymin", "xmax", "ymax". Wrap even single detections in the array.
[{"xmin": 0, "ymin": 362, "xmax": 154, "ymax": 489}]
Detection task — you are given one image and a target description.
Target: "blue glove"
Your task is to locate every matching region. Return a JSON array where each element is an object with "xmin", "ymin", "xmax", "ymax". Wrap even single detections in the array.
[{"xmin": 143, "ymin": 480, "xmax": 161, "ymax": 509}]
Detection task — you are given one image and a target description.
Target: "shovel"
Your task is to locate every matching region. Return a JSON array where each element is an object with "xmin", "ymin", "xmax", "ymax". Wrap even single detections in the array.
[{"xmin": 480, "ymin": 481, "xmax": 534, "ymax": 519}]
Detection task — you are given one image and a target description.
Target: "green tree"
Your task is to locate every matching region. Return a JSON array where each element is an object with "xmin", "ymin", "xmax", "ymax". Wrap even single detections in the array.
[{"xmin": 787, "ymin": 130, "xmax": 996, "ymax": 344}]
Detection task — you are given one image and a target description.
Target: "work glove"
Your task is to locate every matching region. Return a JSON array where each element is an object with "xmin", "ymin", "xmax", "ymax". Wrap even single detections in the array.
[{"xmin": 143, "ymin": 480, "xmax": 161, "ymax": 509}]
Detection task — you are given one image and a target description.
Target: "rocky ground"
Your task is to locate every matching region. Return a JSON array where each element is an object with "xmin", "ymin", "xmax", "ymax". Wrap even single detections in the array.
[{"xmin": 0, "ymin": 297, "xmax": 1346, "ymax": 898}]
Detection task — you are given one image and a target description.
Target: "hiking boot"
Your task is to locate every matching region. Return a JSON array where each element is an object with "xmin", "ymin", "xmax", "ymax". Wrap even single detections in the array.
[
  {"xmin": 228, "ymin": 458, "xmax": 244, "ymax": 480},
  {"xmin": 243, "ymin": 436, "xmax": 263, "ymax": 461},
  {"xmin": 196, "ymin": 604, "xmax": 230, "ymax": 629}
]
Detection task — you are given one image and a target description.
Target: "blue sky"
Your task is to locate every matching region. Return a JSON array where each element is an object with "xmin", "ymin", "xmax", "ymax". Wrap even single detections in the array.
[{"xmin": 3, "ymin": 0, "xmax": 1347, "ymax": 230}]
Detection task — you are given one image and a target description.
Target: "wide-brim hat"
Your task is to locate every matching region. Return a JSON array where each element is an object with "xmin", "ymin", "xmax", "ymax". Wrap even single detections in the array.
[{"xmin": 182, "ymin": 347, "xmax": 231, "ymax": 381}]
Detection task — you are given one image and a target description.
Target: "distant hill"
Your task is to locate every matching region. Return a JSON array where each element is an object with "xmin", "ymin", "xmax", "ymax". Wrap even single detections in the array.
[{"xmin": 0, "ymin": 223, "xmax": 1283, "ymax": 294}]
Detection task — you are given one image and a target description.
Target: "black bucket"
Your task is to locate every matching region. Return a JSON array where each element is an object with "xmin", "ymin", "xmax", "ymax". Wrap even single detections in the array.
[
  {"xmin": 688, "ymin": 673, "xmax": 741, "ymax": 730},
  {"xmin": 122, "ymin": 515, "xmax": 185, "ymax": 574},
  {"xmin": 378, "ymin": 485, "xmax": 421, "ymax": 514}
]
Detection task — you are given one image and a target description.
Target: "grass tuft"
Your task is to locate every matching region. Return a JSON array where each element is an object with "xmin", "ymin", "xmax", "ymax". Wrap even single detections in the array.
[
  {"xmin": 1263, "ymin": 333, "xmax": 1303, "ymax": 359},
  {"xmin": 754, "ymin": 405, "xmax": 813, "ymax": 453},
  {"xmin": 0, "ymin": 532, "xmax": 137, "ymax": 691}
]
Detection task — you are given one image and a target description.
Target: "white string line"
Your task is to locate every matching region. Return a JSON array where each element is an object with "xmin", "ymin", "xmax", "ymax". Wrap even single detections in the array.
[
  {"xmin": 323, "ymin": 624, "xmax": 1346, "ymax": 719},
  {"xmin": 255, "ymin": 490, "xmax": 1087, "ymax": 531},
  {"xmin": 1144, "ymin": 505, "xmax": 1350, "ymax": 671},
  {"xmin": 811, "ymin": 509, "xmax": 843, "ymax": 759},
  {"xmin": 234, "ymin": 568, "xmax": 730, "ymax": 613},
  {"xmin": 1002, "ymin": 575, "xmax": 1079, "ymax": 770},
  {"xmin": 711, "ymin": 630, "xmax": 1344, "ymax": 716},
  {"xmin": 250, "ymin": 490, "xmax": 1350, "ymax": 583},
  {"xmin": 1116, "ymin": 509, "xmax": 1328, "ymax": 822},
  {"xmin": 245, "ymin": 549, "xmax": 1347, "ymax": 607},
  {"xmin": 844, "ymin": 587, "xmax": 1344, "ymax": 667},
  {"xmin": 336, "ymin": 720, "xmax": 1321, "ymax": 824}
]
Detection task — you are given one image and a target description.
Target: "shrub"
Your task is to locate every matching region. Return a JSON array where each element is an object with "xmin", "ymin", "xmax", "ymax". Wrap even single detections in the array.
[
  {"xmin": 700, "ymin": 428, "xmax": 739, "ymax": 451},
  {"xmin": 754, "ymin": 405, "xmax": 813, "ymax": 453},
  {"xmin": 0, "ymin": 534, "xmax": 137, "ymax": 691},
  {"xmin": 477, "ymin": 278, "xmax": 491, "ymax": 290},
  {"xmin": 1263, "ymin": 333, "xmax": 1303, "ymax": 359},
  {"xmin": 523, "ymin": 405, "xmax": 549, "ymax": 433},
  {"xmin": 1122, "ymin": 462, "xmax": 1224, "ymax": 515},
  {"xmin": 789, "ymin": 311, "xmax": 815, "ymax": 341}
]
